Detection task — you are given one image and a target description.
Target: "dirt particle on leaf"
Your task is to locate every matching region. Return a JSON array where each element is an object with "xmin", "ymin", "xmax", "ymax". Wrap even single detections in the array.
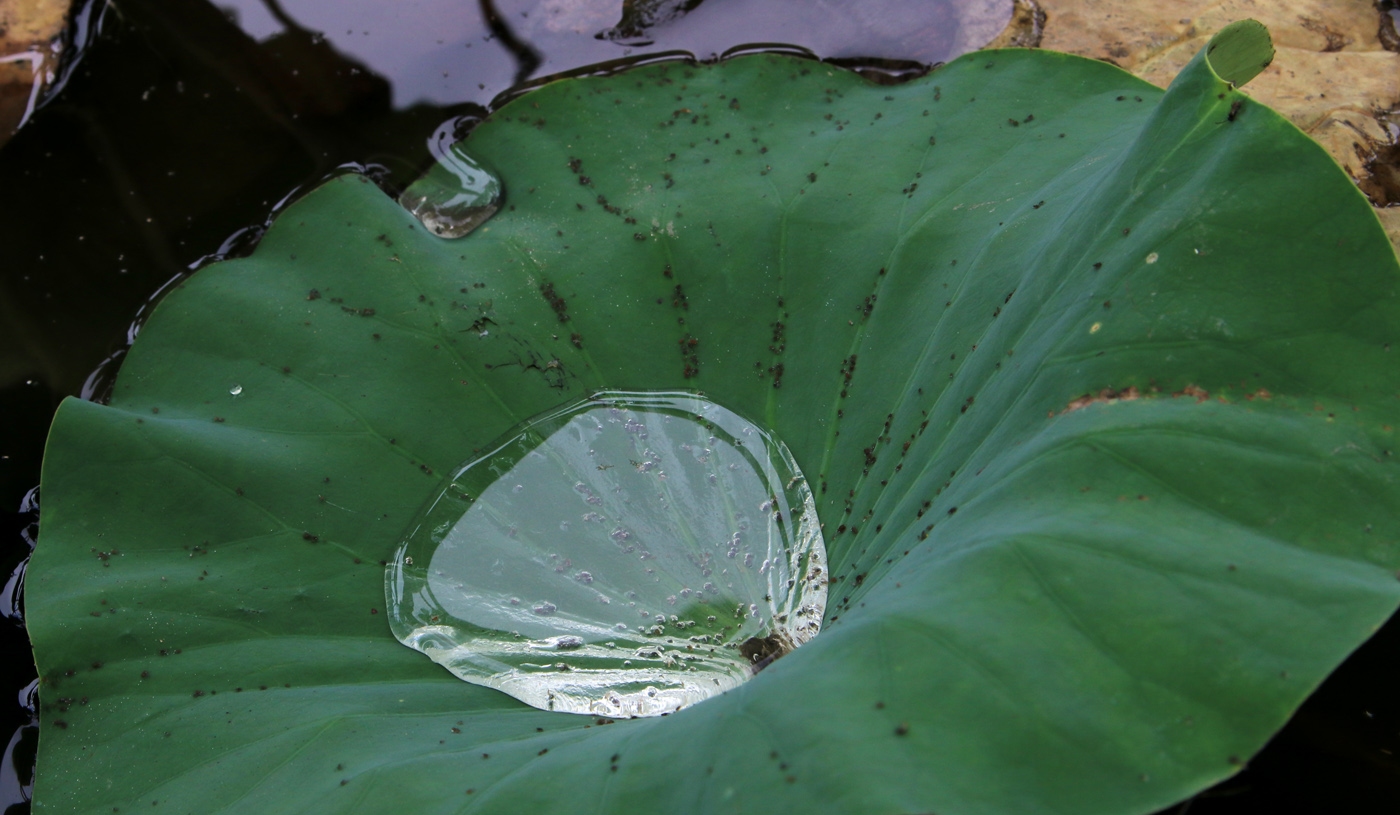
[
  {"xmin": 680, "ymin": 334, "xmax": 700, "ymax": 378},
  {"xmin": 540, "ymin": 282, "xmax": 570, "ymax": 322}
]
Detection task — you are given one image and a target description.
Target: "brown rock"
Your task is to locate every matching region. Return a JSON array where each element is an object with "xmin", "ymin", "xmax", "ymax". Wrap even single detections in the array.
[{"xmin": 0, "ymin": 0, "xmax": 71, "ymax": 143}]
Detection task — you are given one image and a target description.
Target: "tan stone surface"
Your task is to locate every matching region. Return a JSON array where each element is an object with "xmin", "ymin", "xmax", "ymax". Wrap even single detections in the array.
[
  {"xmin": 0, "ymin": 0, "xmax": 69, "ymax": 140},
  {"xmin": 0, "ymin": 0, "xmax": 68, "ymax": 41},
  {"xmin": 1378, "ymin": 206, "xmax": 1400, "ymax": 255},
  {"xmin": 983, "ymin": 0, "xmax": 1047, "ymax": 49}
]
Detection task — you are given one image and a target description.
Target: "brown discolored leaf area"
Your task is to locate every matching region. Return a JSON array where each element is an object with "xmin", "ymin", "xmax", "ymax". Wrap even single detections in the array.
[
  {"xmin": 994, "ymin": 0, "xmax": 1400, "ymax": 253},
  {"xmin": 1061, "ymin": 385, "xmax": 1142, "ymax": 414},
  {"xmin": 0, "ymin": 0, "xmax": 69, "ymax": 143}
]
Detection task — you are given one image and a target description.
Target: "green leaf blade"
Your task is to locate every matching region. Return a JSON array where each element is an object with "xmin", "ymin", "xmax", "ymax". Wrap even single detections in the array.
[{"xmin": 31, "ymin": 36, "xmax": 1400, "ymax": 815}]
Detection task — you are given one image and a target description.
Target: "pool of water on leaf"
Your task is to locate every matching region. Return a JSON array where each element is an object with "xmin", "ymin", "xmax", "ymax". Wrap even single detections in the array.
[{"xmin": 386, "ymin": 390, "xmax": 827, "ymax": 717}]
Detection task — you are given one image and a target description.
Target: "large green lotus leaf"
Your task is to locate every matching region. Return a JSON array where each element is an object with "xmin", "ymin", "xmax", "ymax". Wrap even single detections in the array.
[{"xmin": 30, "ymin": 21, "xmax": 1400, "ymax": 815}]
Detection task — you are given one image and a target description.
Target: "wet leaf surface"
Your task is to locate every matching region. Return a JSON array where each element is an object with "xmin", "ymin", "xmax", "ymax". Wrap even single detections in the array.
[{"xmin": 29, "ymin": 23, "xmax": 1400, "ymax": 815}]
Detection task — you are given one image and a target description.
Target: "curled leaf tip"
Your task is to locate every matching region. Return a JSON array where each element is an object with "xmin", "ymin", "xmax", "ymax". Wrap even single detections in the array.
[{"xmin": 1202, "ymin": 19, "xmax": 1275, "ymax": 89}]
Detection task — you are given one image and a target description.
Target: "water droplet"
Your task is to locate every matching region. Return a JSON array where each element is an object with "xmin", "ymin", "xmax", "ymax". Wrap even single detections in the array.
[
  {"xmin": 386, "ymin": 391, "xmax": 826, "ymax": 717},
  {"xmin": 229, "ymin": 385, "xmax": 243, "ymax": 396},
  {"xmin": 399, "ymin": 139, "xmax": 502, "ymax": 238}
]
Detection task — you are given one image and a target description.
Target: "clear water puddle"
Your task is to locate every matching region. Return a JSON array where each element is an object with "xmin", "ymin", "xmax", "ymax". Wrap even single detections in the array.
[
  {"xmin": 399, "ymin": 128, "xmax": 502, "ymax": 237},
  {"xmin": 386, "ymin": 390, "xmax": 826, "ymax": 717}
]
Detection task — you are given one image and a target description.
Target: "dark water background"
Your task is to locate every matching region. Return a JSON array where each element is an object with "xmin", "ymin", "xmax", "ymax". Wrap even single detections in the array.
[{"xmin": 0, "ymin": 1, "xmax": 1396, "ymax": 812}]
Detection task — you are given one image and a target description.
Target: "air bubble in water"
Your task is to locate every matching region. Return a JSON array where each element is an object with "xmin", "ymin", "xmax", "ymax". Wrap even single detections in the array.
[{"xmin": 385, "ymin": 390, "xmax": 826, "ymax": 717}]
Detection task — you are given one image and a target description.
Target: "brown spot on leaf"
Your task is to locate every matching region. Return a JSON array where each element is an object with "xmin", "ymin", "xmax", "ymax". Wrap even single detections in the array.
[{"xmin": 1062, "ymin": 386, "xmax": 1141, "ymax": 414}]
